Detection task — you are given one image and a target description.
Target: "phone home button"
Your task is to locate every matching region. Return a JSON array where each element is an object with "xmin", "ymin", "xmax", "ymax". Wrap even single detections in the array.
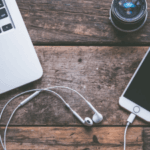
[{"xmin": 133, "ymin": 106, "xmax": 140, "ymax": 113}]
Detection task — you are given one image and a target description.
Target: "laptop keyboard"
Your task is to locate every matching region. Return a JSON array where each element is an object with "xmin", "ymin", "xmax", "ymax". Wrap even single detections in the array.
[
  {"xmin": 0, "ymin": 8, "xmax": 8, "ymax": 19},
  {"xmin": 0, "ymin": 0, "xmax": 13, "ymax": 33},
  {"xmin": 0, "ymin": 0, "xmax": 4, "ymax": 8}
]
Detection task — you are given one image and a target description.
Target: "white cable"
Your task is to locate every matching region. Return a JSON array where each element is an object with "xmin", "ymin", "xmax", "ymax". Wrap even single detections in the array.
[
  {"xmin": 0, "ymin": 86, "xmax": 138, "ymax": 150},
  {"xmin": 124, "ymin": 122, "xmax": 130, "ymax": 150},
  {"xmin": 1, "ymin": 86, "xmax": 137, "ymax": 150},
  {"xmin": 0, "ymin": 136, "xmax": 5, "ymax": 150},
  {"xmin": 0, "ymin": 89, "xmax": 42, "ymax": 149},
  {"xmin": 124, "ymin": 113, "xmax": 136, "ymax": 150},
  {"xmin": 0, "ymin": 86, "xmax": 88, "ymax": 120},
  {"xmin": 0, "ymin": 89, "xmax": 42, "ymax": 120},
  {"xmin": 0, "ymin": 86, "xmax": 92, "ymax": 149},
  {"xmin": 46, "ymin": 86, "xmax": 89, "ymax": 103},
  {"xmin": 44, "ymin": 89, "xmax": 68, "ymax": 105},
  {"xmin": 2, "ymin": 89, "xmax": 69, "ymax": 150},
  {"xmin": 4, "ymin": 105, "xmax": 20, "ymax": 150}
]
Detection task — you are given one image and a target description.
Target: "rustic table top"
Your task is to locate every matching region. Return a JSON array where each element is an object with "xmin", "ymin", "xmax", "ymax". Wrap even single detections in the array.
[{"xmin": 0, "ymin": 0, "xmax": 150, "ymax": 150}]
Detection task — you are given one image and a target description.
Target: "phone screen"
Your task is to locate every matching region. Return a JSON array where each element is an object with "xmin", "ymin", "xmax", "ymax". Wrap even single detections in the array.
[{"xmin": 124, "ymin": 51, "xmax": 150, "ymax": 112}]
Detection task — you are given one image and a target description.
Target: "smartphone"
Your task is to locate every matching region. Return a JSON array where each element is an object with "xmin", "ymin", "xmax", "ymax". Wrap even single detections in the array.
[{"xmin": 119, "ymin": 49, "xmax": 150, "ymax": 122}]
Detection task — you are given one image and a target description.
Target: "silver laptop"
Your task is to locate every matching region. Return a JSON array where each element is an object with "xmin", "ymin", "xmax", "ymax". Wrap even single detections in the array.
[{"xmin": 0, "ymin": 0, "xmax": 43, "ymax": 94}]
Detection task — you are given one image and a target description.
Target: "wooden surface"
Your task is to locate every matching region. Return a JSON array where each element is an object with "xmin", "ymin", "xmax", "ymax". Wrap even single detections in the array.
[
  {"xmin": 0, "ymin": 127, "xmax": 145, "ymax": 150},
  {"xmin": 0, "ymin": 47, "xmax": 150, "ymax": 150},
  {"xmin": 16, "ymin": 0, "xmax": 150, "ymax": 46},
  {"xmin": 1, "ymin": 0, "xmax": 150, "ymax": 149},
  {"xmin": 0, "ymin": 46, "xmax": 149, "ymax": 126}
]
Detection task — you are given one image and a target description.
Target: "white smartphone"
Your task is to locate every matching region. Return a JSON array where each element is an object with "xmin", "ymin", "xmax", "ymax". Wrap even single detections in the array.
[{"xmin": 119, "ymin": 48, "xmax": 150, "ymax": 122}]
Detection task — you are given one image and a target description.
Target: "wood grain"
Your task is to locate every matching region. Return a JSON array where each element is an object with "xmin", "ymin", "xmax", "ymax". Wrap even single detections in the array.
[
  {"xmin": 0, "ymin": 127, "xmax": 144, "ymax": 150},
  {"xmin": 0, "ymin": 46, "xmax": 149, "ymax": 126},
  {"xmin": 16, "ymin": 0, "xmax": 150, "ymax": 45}
]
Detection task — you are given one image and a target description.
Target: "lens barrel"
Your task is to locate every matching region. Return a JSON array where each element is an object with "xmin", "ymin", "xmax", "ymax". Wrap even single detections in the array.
[{"xmin": 110, "ymin": 0, "xmax": 148, "ymax": 32}]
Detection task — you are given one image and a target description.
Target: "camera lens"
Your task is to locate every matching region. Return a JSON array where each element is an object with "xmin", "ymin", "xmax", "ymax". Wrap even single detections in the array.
[{"xmin": 110, "ymin": 0, "xmax": 148, "ymax": 32}]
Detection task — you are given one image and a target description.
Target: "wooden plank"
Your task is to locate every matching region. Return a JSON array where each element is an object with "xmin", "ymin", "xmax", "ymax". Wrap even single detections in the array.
[
  {"xmin": 0, "ymin": 46, "xmax": 149, "ymax": 126},
  {"xmin": 143, "ymin": 128, "xmax": 150, "ymax": 150},
  {"xmin": 16, "ymin": 0, "xmax": 150, "ymax": 45},
  {"xmin": 0, "ymin": 127, "xmax": 144, "ymax": 150}
]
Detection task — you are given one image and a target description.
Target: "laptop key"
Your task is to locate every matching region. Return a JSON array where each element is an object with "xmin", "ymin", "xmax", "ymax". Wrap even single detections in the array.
[
  {"xmin": 2, "ymin": 23, "xmax": 12, "ymax": 32},
  {"xmin": 0, "ymin": 8, "xmax": 8, "ymax": 20},
  {"xmin": 0, "ymin": 0, "xmax": 4, "ymax": 8},
  {"xmin": 0, "ymin": 29, "xmax": 2, "ymax": 33}
]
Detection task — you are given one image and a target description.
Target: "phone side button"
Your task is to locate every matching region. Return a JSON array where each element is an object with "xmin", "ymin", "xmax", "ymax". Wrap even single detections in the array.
[{"xmin": 133, "ymin": 106, "xmax": 140, "ymax": 113}]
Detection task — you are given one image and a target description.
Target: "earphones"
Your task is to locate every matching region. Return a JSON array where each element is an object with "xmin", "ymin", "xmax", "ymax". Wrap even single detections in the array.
[
  {"xmin": 0, "ymin": 86, "xmax": 103, "ymax": 150},
  {"xmin": 66, "ymin": 101, "xmax": 103, "ymax": 126},
  {"xmin": 48, "ymin": 86, "xmax": 103, "ymax": 126},
  {"xmin": 18, "ymin": 86, "xmax": 103, "ymax": 126}
]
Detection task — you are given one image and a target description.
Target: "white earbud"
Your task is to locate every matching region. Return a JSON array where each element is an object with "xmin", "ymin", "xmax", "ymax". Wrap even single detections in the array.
[
  {"xmin": 84, "ymin": 117, "xmax": 93, "ymax": 126},
  {"xmin": 87, "ymin": 101, "xmax": 103, "ymax": 123},
  {"xmin": 66, "ymin": 102, "xmax": 102, "ymax": 126},
  {"xmin": 69, "ymin": 109, "xmax": 93, "ymax": 126},
  {"xmin": 92, "ymin": 113, "xmax": 103, "ymax": 123},
  {"xmin": 0, "ymin": 86, "xmax": 103, "ymax": 150}
]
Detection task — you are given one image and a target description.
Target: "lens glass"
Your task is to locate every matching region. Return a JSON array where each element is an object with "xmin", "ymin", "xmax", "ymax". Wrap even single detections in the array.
[
  {"xmin": 111, "ymin": 0, "xmax": 147, "ymax": 32},
  {"xmin": 116, "ymin": 0, "xmax": 143, "ymax": 18}
]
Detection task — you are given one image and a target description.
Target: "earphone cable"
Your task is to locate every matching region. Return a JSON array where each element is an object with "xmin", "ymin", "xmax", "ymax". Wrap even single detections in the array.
[
  {"xmin": 0, "ymin": 136, "xmax": 5, "ymax": 150},
  {"xmin": 43, "ymin": 89, "xmax": 68, "ymax": 106},
  {"xmin": 47, "ymin": 86, "xmax": 98, "ymax": 116},
  {"xmin": 4, "ymin": 104, "xmax": 20, "ymax": 150},
  {"xmin": 0, "ymin": 86, "xmax": 98, "ymax": 149},
  {"xmin": 1, "ymin": 89, "xmax": 70, "ymax": 150},
  {"xmin": 0, "ymin": 89, "xmax": 42, "ymax": 150},
  {"xmin": 0, "ymin": 86, "xmax": 89, "ymax": 120},
  {"xmin": 0, "ymin": 89, "xmax": 42, "ymax": 120},
  {"xmin": 46, "ymin": 86, "xmax": 89, "ymax": 103}
]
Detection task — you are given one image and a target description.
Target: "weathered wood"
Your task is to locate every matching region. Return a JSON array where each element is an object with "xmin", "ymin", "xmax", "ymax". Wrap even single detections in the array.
[
  {"xmin": 16, "ymin": 0, "xmax": 150, "ymax": 45},
  {"xmin": 143, "ymin": 127, "xmax": 150, "ymax": 150},
  {"xmin": 0, "ymin": 46, "xmax": 149, "ymax": 126},
  {"xmin": 0, "ymin": 127, "xmax": 144, "ymax": 150}
]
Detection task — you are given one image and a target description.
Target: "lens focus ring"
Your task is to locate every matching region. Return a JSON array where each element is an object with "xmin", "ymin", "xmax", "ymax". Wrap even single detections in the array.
[{"xmin": 110, "ymin": 0, "xmax": 148, "ymax": 32}]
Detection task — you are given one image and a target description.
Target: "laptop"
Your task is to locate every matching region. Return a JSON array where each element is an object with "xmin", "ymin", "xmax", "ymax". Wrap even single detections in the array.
[{"xmin": 0, "ymin": 0, "xmax": 43, "ymax": 94}]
